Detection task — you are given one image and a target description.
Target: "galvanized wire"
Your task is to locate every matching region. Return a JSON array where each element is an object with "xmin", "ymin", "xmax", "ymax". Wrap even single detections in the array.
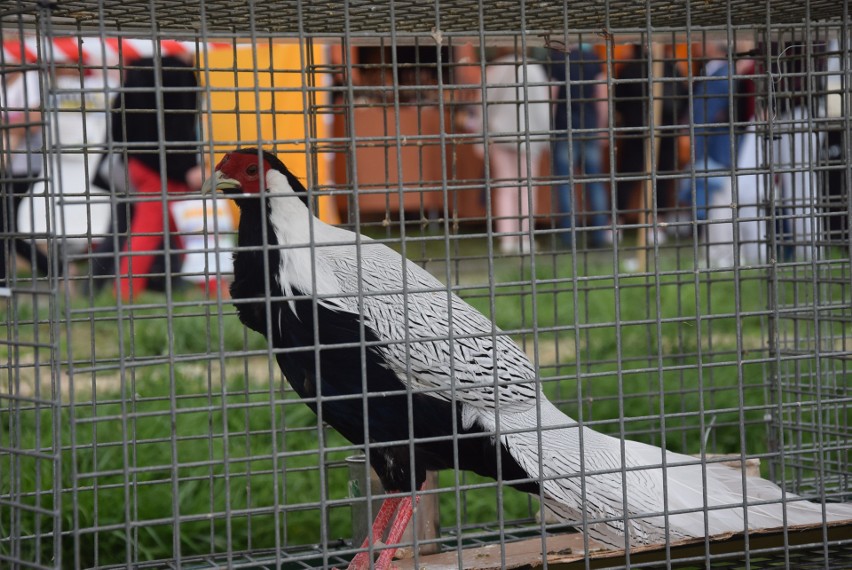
[{"xmin": 0, "ymin": 1, "xmax": 849, "ymax": 569}]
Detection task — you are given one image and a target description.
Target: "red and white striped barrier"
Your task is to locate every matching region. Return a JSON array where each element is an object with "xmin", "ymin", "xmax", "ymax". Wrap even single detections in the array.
[{"xmin": 2, "ymin": 37, "xmax": 230, "ymax": 66}]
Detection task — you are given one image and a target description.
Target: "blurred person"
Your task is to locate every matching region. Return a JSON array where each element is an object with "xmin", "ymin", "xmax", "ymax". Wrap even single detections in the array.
[
  {"xmin": 677, "ymin": 41, "xmax": 743, "ymax": 222},
  {"xmin": 613, "ymin": 44, "xmax": 687, "ymax": 233},
  {"xmin": 0, "ymin": 69, "xmax": 53, "ymax": 287},
  {"xmin": 612, "ymin": 46, "xmax": 643, "ymax": 217},
  {"xmin": 707, "ymin": 41, "xmax": 827, "ymax": 267},
  {"xmin": 550, "ymin": 45, "xmax": 611, "ymax": 248},
  {"xmin": 15, "ymin": 62, "xmax": 115, "ymax": 256},
  {"xmin": 466, "ymin": 47, "xmax": 551, "ymax": 254},
  {"xmin": 94, "ymin": 55, "xmax": 203, "ymax": 301}
]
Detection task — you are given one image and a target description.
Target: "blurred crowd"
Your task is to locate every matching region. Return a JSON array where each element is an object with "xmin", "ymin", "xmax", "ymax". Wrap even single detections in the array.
[
  {"xmin": 1, "ymin": 38, "xmax": 845, "ymax": 297},
  {"xmin": 461, "ymin": 41, "xmax": 758, "ymax": 255},
  {"xmin": 343, "ymin": 40, "xmax": 844, "ymax": 260}
]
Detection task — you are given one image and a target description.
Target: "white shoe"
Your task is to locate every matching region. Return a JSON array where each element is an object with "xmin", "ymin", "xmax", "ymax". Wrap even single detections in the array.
[
  {"xmin": 646, "ymin": 227, "xmax": 667, "ymax": 245},
  {"xmin": 499, "ymin": 237, "xmax": 520, "ymax": 255},
  {"xmin": 499, "ymin": 237, "xmax": 536, "ymax": 255}
]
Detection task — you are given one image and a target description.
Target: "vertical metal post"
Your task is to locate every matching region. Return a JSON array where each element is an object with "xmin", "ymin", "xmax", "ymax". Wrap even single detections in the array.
[{"xmin": 763, "ymin": 70, "xmax": 784, "ymax": 489}]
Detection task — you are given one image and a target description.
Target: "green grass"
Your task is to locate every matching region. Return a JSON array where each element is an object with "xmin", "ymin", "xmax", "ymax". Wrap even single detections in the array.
[{"xmin": 1, "ymin": 239, "xmax": 844, "ymax": 566}]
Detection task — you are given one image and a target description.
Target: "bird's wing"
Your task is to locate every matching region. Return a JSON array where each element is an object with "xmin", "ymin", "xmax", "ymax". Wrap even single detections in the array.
[{"xmin": 297, "ymin": 238, "xmax": 539, "ymax": 414}]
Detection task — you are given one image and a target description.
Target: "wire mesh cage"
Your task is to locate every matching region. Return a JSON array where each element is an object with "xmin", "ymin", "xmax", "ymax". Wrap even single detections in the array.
[{"xmin": 1, "ymin": 1, "xmax": 850, "ymax": 569}]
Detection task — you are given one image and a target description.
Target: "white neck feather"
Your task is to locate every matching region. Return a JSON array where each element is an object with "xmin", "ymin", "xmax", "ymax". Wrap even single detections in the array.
[
  {"xmin": 263, "ymin": 169, "xmax": 343, "ymax": 302},
  {"xmin": 265, "ymin": 170, "xmax": 314, "ymax": 245}
]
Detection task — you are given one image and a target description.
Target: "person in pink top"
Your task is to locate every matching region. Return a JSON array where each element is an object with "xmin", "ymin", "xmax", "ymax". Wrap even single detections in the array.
[{"xmin": 465, "ymin": 48, "xmax": 551, "ymax": 254}]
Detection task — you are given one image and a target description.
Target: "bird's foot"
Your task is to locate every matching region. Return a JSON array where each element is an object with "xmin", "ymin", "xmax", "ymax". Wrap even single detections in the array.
[
  {"xmin": 347, "ymin": 496, "xmax": 403, "ymax": 570},
  {"xmin": 373, "ymin": 493, "xmax": 420, "ymax": 569},
  {"xmin": 346, "ymin": 486, "xmax": 424, "ymax": 569}
]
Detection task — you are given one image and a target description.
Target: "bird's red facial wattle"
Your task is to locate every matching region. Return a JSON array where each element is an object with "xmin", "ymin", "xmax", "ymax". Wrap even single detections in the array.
[{"xmin": 204, "ymin": 152, "xmax": 269, "ymax": 195}]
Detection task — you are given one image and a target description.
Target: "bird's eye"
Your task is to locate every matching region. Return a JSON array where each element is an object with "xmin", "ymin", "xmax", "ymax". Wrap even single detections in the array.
[{"xmin": 246, "ymin": 164, "xmax": 258, "ymax": 177}]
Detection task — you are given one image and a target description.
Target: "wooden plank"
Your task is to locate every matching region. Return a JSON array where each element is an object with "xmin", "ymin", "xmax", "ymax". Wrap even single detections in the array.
[{"xmin": 395, "ymin": 520, "xmax": 852, "ymax": 569}]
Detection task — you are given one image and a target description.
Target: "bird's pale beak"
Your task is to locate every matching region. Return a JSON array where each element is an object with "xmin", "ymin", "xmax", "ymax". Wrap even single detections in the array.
[{"xmin": 201, "ymin": 170, "xmax": 241, "ymax": 194}]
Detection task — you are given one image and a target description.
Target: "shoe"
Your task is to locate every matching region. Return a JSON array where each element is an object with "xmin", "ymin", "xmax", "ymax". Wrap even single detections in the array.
[
  {"xmin": 499, "ymin": 237, "xmax": 520, "ymax": 255},
  {"xmin": 499, "ymin": 237, "xmax": 536, "ymax": 255},
  {"xmin": 646, "ymin": 227, "xmax": 667, "ymax": 246},
  {"xmin": 589, "ymin": 228, "xmax": 619, "ymax": 248}
]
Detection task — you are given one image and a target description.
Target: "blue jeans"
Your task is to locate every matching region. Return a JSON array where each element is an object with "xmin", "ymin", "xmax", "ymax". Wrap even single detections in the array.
[
  {"xmin": 678, "ymin": 157, "xmax": 728, "ymax": 221},
  {"xmin": 553, "ymin": 138, "xmax": 609, "ymax": 245}
]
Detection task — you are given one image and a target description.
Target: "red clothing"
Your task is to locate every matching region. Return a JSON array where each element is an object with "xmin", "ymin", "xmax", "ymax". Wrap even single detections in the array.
[{"xmin": 116, "ymin": 158, "xmax": 188, "ymax": 301}]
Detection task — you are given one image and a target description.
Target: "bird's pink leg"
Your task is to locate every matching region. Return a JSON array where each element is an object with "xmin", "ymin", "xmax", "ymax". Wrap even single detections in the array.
[
  {"xmin": 373, "ymin": 488, "xmax": 423, "ymax": 570},
  {"xmin": 346, "ymin": 496, "xmax": 403, "ymax": 570}
]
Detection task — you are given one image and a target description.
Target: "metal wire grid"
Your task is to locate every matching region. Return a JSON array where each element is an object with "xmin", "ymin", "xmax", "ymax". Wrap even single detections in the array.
[
  {"xmin": 754, "ymin": 27, "xmax": 851, "ymax": 502},
  {"xmin": 1, "ymin": 1, "xmax": 851, "ymax": 569},
  {"xmin": 9, "ymin": 0, "xmax": 851, "ymax": 33},
  {"xmin": 1, "ymin": 10, "xmax": 64, "ymax": 570}
]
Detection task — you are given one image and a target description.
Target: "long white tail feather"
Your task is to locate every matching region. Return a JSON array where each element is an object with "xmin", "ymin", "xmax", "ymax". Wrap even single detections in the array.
[{"xmin": 474, "ymin": 399, "xmax": 851, "ymax": 547}]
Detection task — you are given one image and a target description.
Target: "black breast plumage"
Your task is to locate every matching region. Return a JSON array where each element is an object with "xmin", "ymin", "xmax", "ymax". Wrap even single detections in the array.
[{"xmin": 230, "ymin": 201, "xmax": 537, "ymax": 494}]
